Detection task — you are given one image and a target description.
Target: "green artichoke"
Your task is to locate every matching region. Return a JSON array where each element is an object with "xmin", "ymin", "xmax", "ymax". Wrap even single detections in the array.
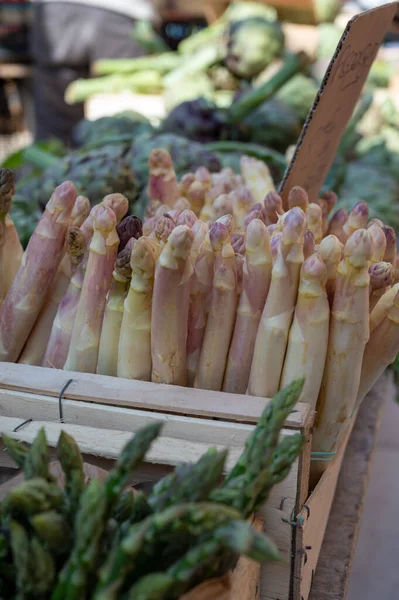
[
  {"xmin": 71, "ymin": 112, "xmax": 153, "ymax": 147},
  {"xmin": 225, "ymin": 17, "xmax": 285, "ymax": 79},
  {"xmin": 276, "ymin": 74, "xmax": 318, "ymax": 122}
]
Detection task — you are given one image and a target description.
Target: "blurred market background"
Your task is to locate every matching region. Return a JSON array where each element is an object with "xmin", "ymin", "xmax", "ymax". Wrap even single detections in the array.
[{"xmin": 0, "ymin": 1, "xmax": 398, "ymax": 597}]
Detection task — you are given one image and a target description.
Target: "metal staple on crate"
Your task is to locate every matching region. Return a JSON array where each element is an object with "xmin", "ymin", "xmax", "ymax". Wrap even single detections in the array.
[
  {"xmin": 58, "ymin": 379, "xmax": 74, "ymax": 423},
  {"xmin": 13, "ymin": 418, "xmax": 33, "ymax": 432}
]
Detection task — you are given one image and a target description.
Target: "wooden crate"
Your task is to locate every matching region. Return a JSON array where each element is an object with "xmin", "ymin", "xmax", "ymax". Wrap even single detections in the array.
[{"xmin": 0, "ymin": 363, "xmax": 388, "ymax": 599}]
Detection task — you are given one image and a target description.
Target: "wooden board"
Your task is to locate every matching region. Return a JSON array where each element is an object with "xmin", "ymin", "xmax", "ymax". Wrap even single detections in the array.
[
  {"xmin": 292, "ymin": 371, "xmax": 391, "ymax": 600},
  {"xmin": 308, "ymin": 369, "xmax": 393, "ymax": 599},
  {"xmin": 0, "ymin": 363, "xmax": 311, "ymax": 428}
]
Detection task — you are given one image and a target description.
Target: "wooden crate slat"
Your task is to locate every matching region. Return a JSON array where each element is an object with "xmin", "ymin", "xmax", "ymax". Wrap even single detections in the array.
[{"xmin": 0, "ymin": 363, "xmax": 311, "ymax": 428}]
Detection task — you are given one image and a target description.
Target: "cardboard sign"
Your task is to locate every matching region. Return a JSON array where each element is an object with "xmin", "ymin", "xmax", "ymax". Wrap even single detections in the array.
[{"xmin": 279, "ymin": 2, "xmax": 398, "ymax": 206}]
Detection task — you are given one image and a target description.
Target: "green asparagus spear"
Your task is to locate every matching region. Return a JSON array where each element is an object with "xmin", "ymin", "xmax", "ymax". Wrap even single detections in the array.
[
  {"xmin": 10, "ymin": 521, "xmax": 55, "ymax": 598},
  {"xmin": 210, "ymin": 379, "xmax": 304, "ymax": 516},
  {"xmin": 127, "ymin": 520, "xmax": 280, "ymax": 599},
  {"xmin": 31, "ymin": 510, "xmax": 72, "ymax": 554},
  {"xmin": 23, "ymin": 428, "xmax": 51, "ymax": 481},
  {"xmin": 51, "ymin": 478, "xmax": 107, "ymax": 600},
  {"xmin": 1, "ymin": 435, "xmax": 29, "ymax": 469},
  {"xmin": 269, "ymin": 433, "xmax": 306, "ymax": 489},
  {"xmin": 104, "ymin": 422, "xmax": 162, "ymax": 513},
  {"xmin": 56, "ymin": 431, "xmax": 85, "ymax": 516},
  {"xmin": 9, "ymin": 521, "xmax": 29, "ymax": 597},
  {"xmin": 127, "ymin": 490, "xmax": 153, "ymax": 525},
  {"xmin": 148, "ymin": 448, "xmax": 227, "ymax": 512},
  {"xmin": 4, "ymin": 478, "xmax": 64, "ymax": 517},
  {"xmin": 113, "ymin": 489, "xmax": 136, "ymax": 524},
  {"xmin": 94, "ymin": 502, "xmax": 242, "ymax": 600}
]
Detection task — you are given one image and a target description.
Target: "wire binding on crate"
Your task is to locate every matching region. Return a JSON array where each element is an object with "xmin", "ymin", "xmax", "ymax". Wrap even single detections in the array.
[{"xmin": 58, "ymin": 378, "xmax": 74, "ymax": 423}]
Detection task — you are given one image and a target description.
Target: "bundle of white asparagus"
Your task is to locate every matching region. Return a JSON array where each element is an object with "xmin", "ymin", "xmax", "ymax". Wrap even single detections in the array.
[{"xmin": 1, "ymin": 151, "xmax": 399, "ymax": 457}]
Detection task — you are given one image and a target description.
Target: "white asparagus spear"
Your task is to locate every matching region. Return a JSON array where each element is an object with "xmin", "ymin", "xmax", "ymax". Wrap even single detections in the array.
[
  {"xmin": 223, "ymin": 219, "xmax": 272, "ymax": 394},
  {"xmin": 288, "ymin": 186, "xmax": 309, "ymax": 212},
  {"xmin": 247, "ymin": 207, "xmax": 306, "ymax": 398},
  {"xmin": 147, "ymin": 148, "xmax": 180, "ymax": 207},
  {"xmin": 117, "ymin": 237, "xmax": 157, "ymax": 381},
  {"xmin": 240, "ymin": 156, "xmax": 275, "ymax": 204},
  {"xmin": 356, "ymin": 288, "xmax": 399, "ymax": 407},
  {"xmin": 306, "ymin": 203, "xmax": 323, "ymax": 244},
  {"xmin": 303, "ymin": 230, "xmax": 315, "ymax": 259},
  {"xmin": 64, "ymin": 204, "xmax": 119, "ymax": 373},
  {"xmin": 0, "ymin": 181, "xmax": 76, "ymax": 363},
  {"xmin": 195, "ymin": 222, "xmax": 238, "ymax": 391},
  {"xmin": 342, "ymin": 201, "xmax": 369, "ymax": 239},
  {"xmin": 186, "ymin": 232, "xmax": 214, "ymax": 386},
  {"xmin": 369, "ymin": 261, "xmax": 395, "ymax": 313},
  {"xmin": 149, "ymin": 214, "xmax": 175, "ymax": 247},
  {"xmin": 327, "ymin": 208, "xmax": 349, "ymax": 244},
  {"xmin": 151, "ymin": 225, "xmax": 194, "ymax": 385},
  {"xmin": 370, "ymin": 283, "xmax": 399, "ymax": 332},
  {"xmin": 96, "ymin": 242, "xmax": 134, "ymax": 376},
  {"xmin": 382, "ymin": 225, "xmax": 396, "ymax": 267},
  {"xmin": 264, "ymin": 190, "xmax": 284, "ymax": 226},
  {"xmin": 280, "ymin": 254, "xmax": 329, "ymax": 409},
  {"xmin": 230, "ymin": 187, "xmax": 254, "ymax": 229},
  {"xmin": 367, "ymin": 222, "xmax": 386, "ymax": 264},
  {"xmin": 317, "ymin": 235, "xmax": 343, "ymax": 308},
  {"xmin": 312, "ymin": 229, "xmax": 372, "ymax": 454}
]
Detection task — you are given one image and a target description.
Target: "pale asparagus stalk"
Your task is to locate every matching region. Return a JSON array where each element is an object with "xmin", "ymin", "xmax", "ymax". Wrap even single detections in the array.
[
  {"xmin": 213, "ymin": 194, "xmax": 233, "ymax": 221},
  {"xmin": 149, "ymin": 214, "xmax": 175, "ymax": 246},
  {"xmin": 195, "ymin": 166, "xmax": 212, "ymax": 186},
  {"xmin": 235, "ymin": 253, "xmax": 244, "ymax": 298},
  {"xmin": 147, "ymin": 148, "xmax": 180, "ymax": 206},
  {"xmin": 3, "ymin": 214, "xmax": 24, "ymax": 295},
  {"xmin": 370, "ymin": 283, "xmax": 399, "ymax": 332},
  {"xmin": 368, "ymin": 261, "xmax": 395, "ymax": 313},
  {"xmin": 96, "ymin": 243, "xmax": 134, "ymax": 376},
  {"xmin": 342, "ymin": 201, "xmax": 369, "ymax": 239},
  {"xmin": 303, "ymin": 230, "xmax": 315, "ymax": 259},
  {"xmin": 312, "ymin": 229, "xmax": 372, "ymax": 454},
  {"xmin": 327, "ymin": 208, "xmax": 348, "ymax": 244},
  {"xmin": 319, "ymin": 199, "xmax": 330, "ymax": 236},
  {"xmin": 174, "ymin": 197, "xmax": 191, "ymax": 213},
  {"xmin": 240, "ymin": 156, "xmax": 275, "ymax": 204},
  {"xmin": 382, "ymin": 225, "xmax": 396, "ymax": 267},
  {"xmin": 0, "ymin": 170, "xmax": 22, "ymax": 301},
  {"xmin": 18, "ymin": 227, "xmax": 86, "ymax": 366},
  {"xmin": 42, "ymin": 250, "xmax": 88, "ymax": 369},
  {"xmin": 248, "ymin": 207, "xmax": 306, "ymax": 398},
  {"xmin": 151, "ymin": 225, "xmax": 194, "ymax": 385},
  {"xmin": 367, "ymin": 223, "xmax": 386, "ymax": 263},
  {"xmin": 223, "ymin": 219, "xmax": 272, "ymax": 394},
  {"xmin": 317, "ymin": 235, "xmax": 342, "ymax": 308},
  {"xmin": 230, "ymin": 187, "xmax": 254, "ymax": 229},
  {"xmin": 264, "ymin": 191, "xmax": 284, "ymax": 226},
  {"xmin": 64, "ymin": 205, "xmax": 119, "ymax": 373},
  {"xmin": 321, "ymin": 190, "xmax": 338, "ymax": 216},
  {"xmin": 186, "ymin": 179, "xmax": 208, "ymax": 216},
  {"xmin": 102, "ymin": 193, "xmax": 129, "ymax": 225},
  {"xmin": 216, "ymin": 214, "xmax": 235, "ymax": 236},
  {"xmin": 368, "ymin": 218, "xmax": 384, "ymax": 229},
  {"xmin": 19, "ymin": 196, "xmax": 126, "ymax": 367},
  {"xmin": 179, "ymin": 173, "xmax": 196, "ymax": 197},
  {"xmin": 195, "ymin": 222, "xmax": 238, "ymax": 391},
  {"xmin": 0, "ymin": 181, "xmax": 76, "ymax": 362},
  {"xmin": 357, "ymin": 287, "xmax": 399, "ymax": 406},
  {"xmin": 267, "ymin": 224, "xmax": 277, "ymax": 237},
  {"xmin": 231, "ymin": 232, "xmax": 245, "ymax": 255},
  {"xmin": 186, "ymin": 233, "xmax": 214, "ymax": 386},
  {"xmin": 288, "ymin": 186, "xmax": 309, "ymax": 212},
  {"xmin": 270, "ymin": 232, "xmax": 281, "ymax": 261},
  {"xmin": 70, "ymin": 195, "xmax": 90, "ymax": 227},
  {"xmin": 280, "ymin": 254, "xmax": 329, "ymax": 409},
  {"xmin": 116, "ymin": 215, "xmax": 143, "ymax": 252},
  {"xmin": 176, "ymin": 209, "xmax": 197, "ymax": 228},
  {"xmin": 191, "ymin": 219, "xmax": 208, "ymax": 257},
  {"xmin": 244, "ymin": 205, "xmax": 266, "ymax": 230},
  {"xmin": 306, "ymin": 203, "xmax": 323, "ymax": 244},
  {"xmin": 117, "ymin": 238, "xmax": 157, "ymax": 381}
]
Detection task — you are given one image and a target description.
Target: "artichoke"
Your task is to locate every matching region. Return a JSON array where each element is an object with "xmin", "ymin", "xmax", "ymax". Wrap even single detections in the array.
[
  {"xmin": 276, "ymin": 74, "xmax": 318, "ymax": 122},
  {"xmin": 161, "ymin": 98, "xmax": 225, "ymax": 143},
  {"xmin": 71, "ymin": 112, "xmax": 153, "ymax": 147},
  {"xmin": 225, "ymin": 17, "xmax": 285, "ymax": 79},
  {"xmin": 236, "ymin": 98, "xmax": 301, "ymax": 152},
  {"xmin": 12, "ymin": 144, "xmax": 137, "ymax": 245}
]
